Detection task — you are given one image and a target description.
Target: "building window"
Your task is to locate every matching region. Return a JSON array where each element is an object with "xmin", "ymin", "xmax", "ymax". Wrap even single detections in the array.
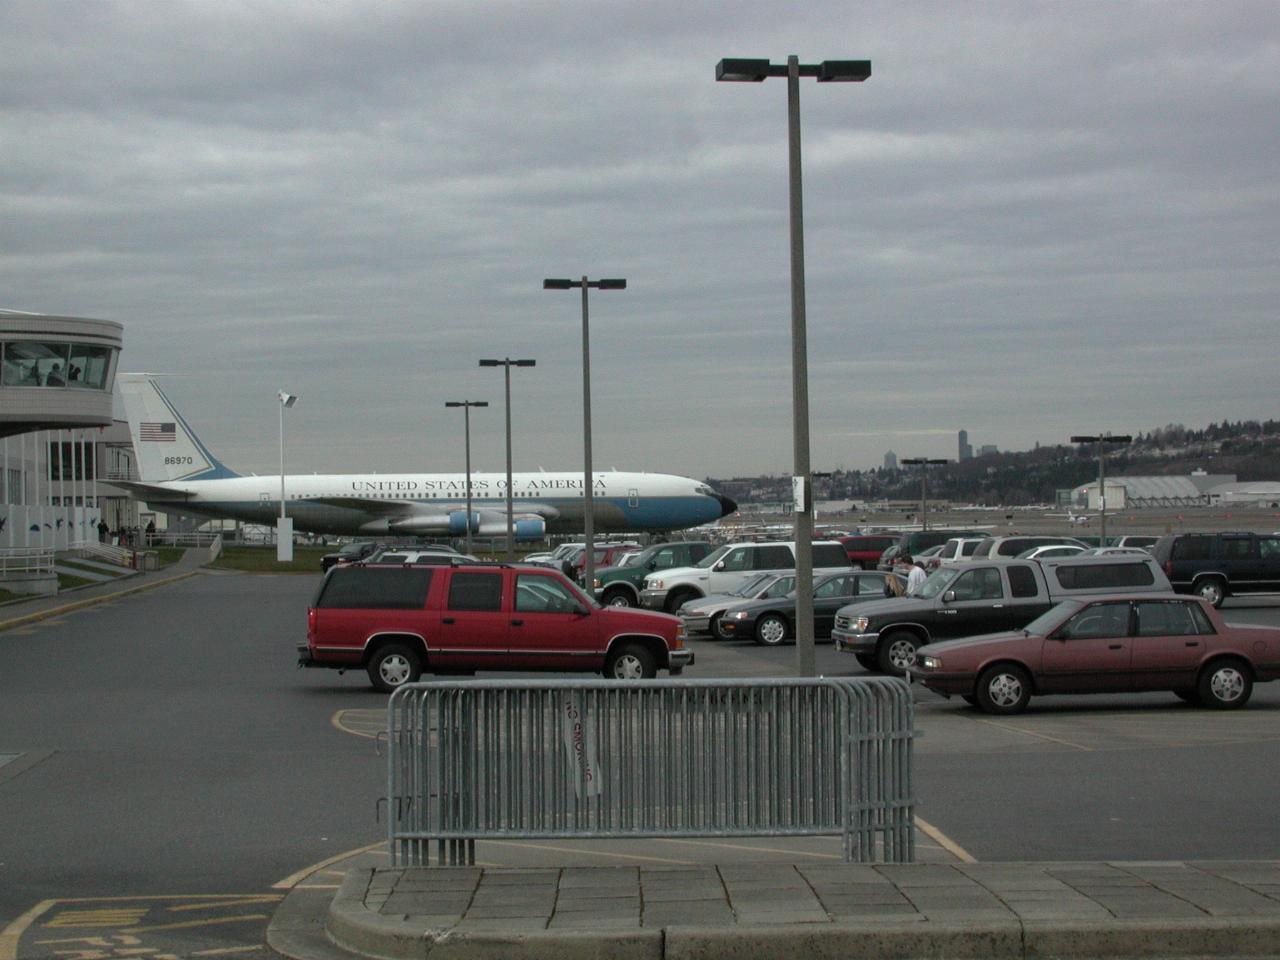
[{"xmin": 1, "ymin": 341, "xmax": 112, "ymax": 389}]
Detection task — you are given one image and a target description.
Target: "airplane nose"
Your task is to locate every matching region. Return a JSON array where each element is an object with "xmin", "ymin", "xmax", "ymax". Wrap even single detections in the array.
[{"xmin": 715, "ymin": 494, "xmax": 737, "ymax": 518}]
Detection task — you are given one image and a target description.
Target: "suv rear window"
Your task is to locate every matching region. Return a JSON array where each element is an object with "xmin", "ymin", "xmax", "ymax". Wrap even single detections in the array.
[
  {"xmin": 1171, "ymin": 535, "xmax": 1213, "ymax": 561},
  {"xmin": 316, "ymin": 567, "xmax": 434, "ymax": 609},
  {"xmin": 753, "ymin": 545, "xmax": 795, "ymax": 570},
  {"xmin": 1053, "ymin": 562, "xmax": 1155, "ymax": 591},
  {"xmin": 813, "ymin": 543, "xmax": 852, "ymax": 567}
]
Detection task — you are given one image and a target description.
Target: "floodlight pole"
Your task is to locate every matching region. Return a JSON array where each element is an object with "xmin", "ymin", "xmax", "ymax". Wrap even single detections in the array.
[
  {"xmin": 480, "ymin": 358, "xmax": 536, "ymax": 559},
  {"xmin": 716, "ymin": 54, "xmax": 870, "ymax": 677},
  {"xmin": 446, "ymin": 401, "xmax": 488, "ymax": 554},
  {"xmin": 1070, "ymin": 433, "xmax": 1132, "ymax": 543},
  {"xmin": 901, "ymin": 458, "xmax": 948, "ymax": 532},
  {"xmin": 277, "ymin": 390, "xmax": 297, "ymax": 562},
  {"xmin": 543, "ymin": 276, "xmax": 626, "ymax": 592}
]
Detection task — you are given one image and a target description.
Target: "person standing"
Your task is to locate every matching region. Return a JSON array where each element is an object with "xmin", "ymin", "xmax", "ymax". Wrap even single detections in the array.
[{"xmin": 905, "ymin": 554, "xmax": 928, "ymax": 594}]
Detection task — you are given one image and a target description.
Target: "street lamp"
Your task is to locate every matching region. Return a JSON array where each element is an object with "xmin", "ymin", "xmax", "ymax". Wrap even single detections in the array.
[
  {"xmin": 901, "ymin": 458, "xmax": 948, "ymax": 533},
  {"xmin": 1070, "ymin": 433, "xmax": 1132, "ymax": 544},
  {"xmin": 543, "ymin": 276, "xmax": 627, "ymax": 592},
  {"xmin": 445, "ymin": 400, "xmax": 488, "ymax": 555},
  {"xmin": 479, "ymin": 358, "xmax": 536, "ymax": 559},
  {"xmin": 717, "ymin": 55, "xmax": 870, "ymax": 678},
  {"xmin": 277, "ymin": 390, "xmax": 298, "ymax": 562}
]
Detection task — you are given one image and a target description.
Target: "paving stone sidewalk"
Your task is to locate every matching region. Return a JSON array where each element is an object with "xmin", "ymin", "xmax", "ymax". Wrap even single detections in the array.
[{"xmin": 311, "ymin": 860, "xmax": 1280, "ymax": 960}]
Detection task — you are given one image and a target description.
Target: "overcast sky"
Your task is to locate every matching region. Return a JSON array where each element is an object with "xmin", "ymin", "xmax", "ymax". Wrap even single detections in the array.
[{"xmin": 3, "ymin": 1, "xmax": 1276, "ymax": 480}]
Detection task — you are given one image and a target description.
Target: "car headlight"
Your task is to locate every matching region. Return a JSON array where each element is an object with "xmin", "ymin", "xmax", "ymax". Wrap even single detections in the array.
[
  {"xmin": 647, "ymin": 579, "xmax": 662, "ymax": 590},
  {"xmin": 921, "ymin": 655, "xmax": 942, "ymax": 670},
  {"xmin": 853, "ymin": 616, "xmax": 870, "ymax": 632},
  {"xmin": 730, "ymin": 611, "xmax": 750, "ymax": 620},
  {"xmin": 592, "ymin": 578, "xmax": 602, "ymax": 588}
]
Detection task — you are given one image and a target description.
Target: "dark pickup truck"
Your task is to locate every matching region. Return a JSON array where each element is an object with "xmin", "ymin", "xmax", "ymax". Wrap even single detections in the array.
[{"xmin": 831, "ymin": 555, "xmax": 1171, "ymax": 674}]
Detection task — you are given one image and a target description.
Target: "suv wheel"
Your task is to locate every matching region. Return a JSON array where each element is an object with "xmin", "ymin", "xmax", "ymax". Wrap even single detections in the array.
[
  {"xmin": 665, "ymin": 589, "xmax": 698, "ymax": 614},
  {"xmin": 1197, "ymin": 659, "xmax": 1252, "ymax": 709},
  {"xmin": 877, "ymin": 631, "xmax": 920, "ymax": 675},
  {"xmin": 367, "ymin": 644, "xmax": 422, "ymax": 693},
  {"xmin": 605, "ymin": 643, "xmax": 656, "ymax": 680},
  {"xmin": 1194, "ymin": 577, "xmax": 1227, "ymax": 608},
  {"xmin": 602, "ymin": 587, "xmax": 634, "ymax": 607}
]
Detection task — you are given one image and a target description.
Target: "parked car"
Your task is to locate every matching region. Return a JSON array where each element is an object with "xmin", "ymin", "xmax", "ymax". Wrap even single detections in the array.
[
  {"xmin": 1014, "ymin": 544, "xmax": 1087, "ymax": 561},
  {"xmin": 299, "ymin": 562, "xmax": 692, "ymax": 691},
  {"xmin": 1078, "ymin": 546, "xmax": 1152, "ymax": 557},
  {"xmin": 593, "ymin": 541, "xmax": 713, "ymax": 607},
  {"xmin": 522, "ymin": 542, "xmax": 584, "ymax": 567},
  {"xmin": 877, "ymin": 530, "xmax": 990, "ymax": 570},
  {"xmin": 916, "ymin": 593, "xmax": 1280, "ymax": 714},
  {"xmin": 640, "ymin": 540, "xmax": 852, "ymax": 613},
  {"xmin": 319, "ymin": 540, "xmax": 380, "ymax": 571},
  {"xmin": 677, "ymin": 572, "xmax": 797, "ymax": 636},
  {"xmin": 971, "ymin": 535, "xmax": 1089, "ymax": 560},
  {"xmin": 1152, "ymin": 532, "xmax": 1280, "ymax": 607},
  {"xmin": 1113, "ymin": 535, "xmax": 1160, "ymax": 551},
  {"xmin": 569, "ymin": 542, "xmax": 642, "ymax": 583},
  {"xmin": 716, "ymin": 570, "xmax": 896, "ymax": 645},
  {"xmin": 831, "ymin": 554, "xmax": 1172, "ymax": 675},
  {"xmin": 363, "ymin": 547, "xmax": 476, "ymax": 564},
  {"xmin": 932, "ymin": 537, "xmax": 986, "ymax": 568},
  {"xmin": 837, "ymin": 533, "xmax": 900, "ymax": 570}
]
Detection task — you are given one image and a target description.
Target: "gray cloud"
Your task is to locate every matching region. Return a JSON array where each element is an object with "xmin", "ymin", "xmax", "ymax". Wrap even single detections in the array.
[{"xmin": 2, "ymin": 0, "xmax": 1277, "ymax": 479}]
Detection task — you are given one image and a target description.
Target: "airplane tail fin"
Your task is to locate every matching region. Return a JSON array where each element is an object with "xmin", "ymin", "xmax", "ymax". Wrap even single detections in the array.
[{"xmin": 117, "ymin": 374, "xmax": 240, "ymax": 482}]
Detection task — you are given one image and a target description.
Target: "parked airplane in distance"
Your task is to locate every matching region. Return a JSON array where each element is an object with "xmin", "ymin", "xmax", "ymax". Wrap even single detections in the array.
[
  {"xmin": 1043, "ymin": 510, "xmax": 1095, "ymax": 525},
  {"xmin": 116, "ymin": 374, "xmax": 737, "ymax": 539}
]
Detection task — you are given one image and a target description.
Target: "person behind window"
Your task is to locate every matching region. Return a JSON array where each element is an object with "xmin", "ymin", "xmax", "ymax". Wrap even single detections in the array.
[{"xmin": 45, "ymin": 363, "xmax": 65, "ymax": 386}]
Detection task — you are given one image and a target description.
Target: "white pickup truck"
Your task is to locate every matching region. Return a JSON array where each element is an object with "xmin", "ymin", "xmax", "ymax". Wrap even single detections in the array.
[{"xmin": 639, "ymin": 540, "xmax": 852, "ymax": 613}]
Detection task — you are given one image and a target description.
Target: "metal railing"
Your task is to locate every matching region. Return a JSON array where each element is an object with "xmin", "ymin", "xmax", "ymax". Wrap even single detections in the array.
[
  {"xmin": 0, "ymin": 547, "xmax": 56, "ymax": 576},
  {"xmin": 73, "ymin": 542, "xmax": 137, "ymax": 568},
  {"xmin": 145, "ymin": 531, "xmax": 221, "ymax": 547},
  {"xmin": 385, "ymin": 676, "xmax": 914, "ymax": 866}
]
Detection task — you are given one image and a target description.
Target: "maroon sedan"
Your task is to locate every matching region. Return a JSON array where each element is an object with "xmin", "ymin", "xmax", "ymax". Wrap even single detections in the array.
[{"xmin": 915, "ymin": 593, "xmax": 1280, "ymax": 714}]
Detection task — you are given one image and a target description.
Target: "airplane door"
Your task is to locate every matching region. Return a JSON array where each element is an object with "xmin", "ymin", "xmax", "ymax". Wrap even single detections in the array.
[{"xmin": 628, "ymin": 488, "xmax": 639, "ymax": 508}]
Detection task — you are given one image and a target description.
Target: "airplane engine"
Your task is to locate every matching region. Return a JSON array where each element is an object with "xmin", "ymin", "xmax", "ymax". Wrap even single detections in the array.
[
  {"xmin": 474, "ymin": 516, "xmax": 546, "ymax": 540},
  {"xmin": 447, "ymin": 511, "xmax": 479, "ymax": 536},
  {"xmin": 386, "ymin": 515, "xmax": 452, "ymax": 534}
]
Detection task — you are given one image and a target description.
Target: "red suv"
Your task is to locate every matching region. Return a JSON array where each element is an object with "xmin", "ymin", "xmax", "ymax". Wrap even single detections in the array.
[{"xmin": 299, "ymin": 562, "xmax": 692, "ymax": 691}]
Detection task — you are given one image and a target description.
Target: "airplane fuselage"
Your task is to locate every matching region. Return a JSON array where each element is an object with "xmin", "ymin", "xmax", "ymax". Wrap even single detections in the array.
[{"xmin": 140, "ymin": 470, "xmax": 732, "ymax": 537}]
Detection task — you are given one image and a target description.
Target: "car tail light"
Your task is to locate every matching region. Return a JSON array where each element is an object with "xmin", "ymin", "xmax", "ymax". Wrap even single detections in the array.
[
  {"xmin": 307, "ymin": 608, "xmax": 316, "ymax": 643},
  {"xmin": 1164, "ymin": 560, "xmax": 1173, "ymax": 577}
]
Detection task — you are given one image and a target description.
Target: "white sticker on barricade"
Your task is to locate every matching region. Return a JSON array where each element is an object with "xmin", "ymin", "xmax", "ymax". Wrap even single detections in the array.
[{"xmin": 560, "ymin": 694, "xmax": 603, "ymax": 798}]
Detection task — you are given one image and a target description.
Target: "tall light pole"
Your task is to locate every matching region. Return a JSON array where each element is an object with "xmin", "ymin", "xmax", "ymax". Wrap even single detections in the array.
[
  {"xmin": 543, "ymin": 276, "xmax": 626, "ymax": 592},
  {"xmin": 901, "ymin": 458, "xmax": 948, "ymax": 533},
  {"xmin": 479, "ymin": 358, "xmax": 536, "ymax": 559},
  {"xmin": 277, "ymin": 390, "xmax": 298, "ymax": 562},
  {"xmin": 445, "ymin": 400, "xmax": 488, "ymax": 555},
  {"xmin": 716, "ymin": 55, "xmax": 871, "ymax": 678},
  {"xmin": 1070, "ymin": 433, "xmax": 1132, "ymax": 543}
]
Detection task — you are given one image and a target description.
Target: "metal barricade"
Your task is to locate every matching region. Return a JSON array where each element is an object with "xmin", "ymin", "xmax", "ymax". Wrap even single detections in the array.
[{"xmin": 385, "ymin": 677, "xmax": 914, "ymax": 865}]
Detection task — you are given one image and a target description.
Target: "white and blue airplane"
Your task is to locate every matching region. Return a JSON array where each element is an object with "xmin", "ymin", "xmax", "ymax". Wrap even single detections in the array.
[{"xmin": 116, "ymin": 374, "xmax": 736, "ymax": 539}]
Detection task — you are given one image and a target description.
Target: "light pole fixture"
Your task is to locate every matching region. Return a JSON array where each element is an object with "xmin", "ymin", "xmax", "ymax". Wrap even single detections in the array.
[
  {"xmin": 543, "ymin": 276, "xmax": 627, "ymax": 593},
  {"xmin": 716, "ymin": 54, "xmax": 870, "ymax": 679},
  {"xmin": 901, "ymin": 458, "xmax": 948, "ymax": 533},
  {"xmin": 277, "ymin": 390, "xmax": 298, "ymax": 562},
  {"xmin": 445, "ymin": 400, "xmax": 488, "ymax": 555},
  {"xmin": 1070, "ymin": 433, "xmax": 1132, "ymax": 544},
  {"xmin": 479, "ymin": 358, "xmax": 536, "ymax": 559}
]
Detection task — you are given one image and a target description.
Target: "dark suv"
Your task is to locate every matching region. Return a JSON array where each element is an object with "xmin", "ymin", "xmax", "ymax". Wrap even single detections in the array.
[{"xmin": 1152, "ymin": 532, "xmax": 1280, "ymax": 607}]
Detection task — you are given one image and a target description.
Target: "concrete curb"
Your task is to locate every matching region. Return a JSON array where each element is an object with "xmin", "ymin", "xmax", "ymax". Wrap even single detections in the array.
[
  {"xmin": 0, "ymin": 569, "xmax": 201, "ymax": 632},
  {"xmin": 324, "ymin": 867, "xmax": 1280, "ymax": 960}
]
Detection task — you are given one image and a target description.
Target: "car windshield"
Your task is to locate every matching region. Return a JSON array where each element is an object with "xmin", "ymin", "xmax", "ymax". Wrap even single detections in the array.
[
  {"xmin": 1024, "ymin": 599, "xmax": 1085, "ymax": 636},
  {"xmin": 913, "ymin": 566, "xmax": 962, "ymax": 599},
  {"xmin": 694, "ymin": 546, "xmax": 731, "ymax": 569},
  {"xmin": 729, "ymin": 573, "xmax": 772, "ymax": 597}
]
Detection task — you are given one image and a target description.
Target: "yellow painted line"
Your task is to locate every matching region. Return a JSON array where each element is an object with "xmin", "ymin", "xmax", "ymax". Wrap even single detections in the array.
[
  {"xmin": 331, "ymin": 709, "xmax": 382, "ymax": 739},
  {"xmin": 0, "ymin": 570, "xmax": 200, "ymax": 633},
  {"xmin": 42, "ymin": 906, "xmax": 149, "ymax": 927},
  {"xmin": 272, "ymin": 841, "xmax": 384, "ymax": 889},
  {"xmin": 293, "ymin": 884, "xmax": 343, "ymax": 890},
  {"xmin": 970, "ymin": 716, "xmax": 1094, "ymax": 751},
  {"xmin": 653, "ymin": 837, "xmax": 845, "ymax": 859},
  {"xmin": 914, "ymin": 815, "xmax": 977, "ymax": 863},
  {"xmin": 167, "ymin": 896, "xmax": 281, "ymax": 912},
  {"xmin": 0, "ymin": 900, "xmax": 56, "ymax": 960},
  {"xmin": 119, "ymin": 914, "xmax": 270, "ymax": 934},
  {"xmin": 481, "ymin": 840, "xmax": 696, "ymax": 866},
  {"xmin": 192, "ymin": 948, "xmax": 265, "ymax": 957}
]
